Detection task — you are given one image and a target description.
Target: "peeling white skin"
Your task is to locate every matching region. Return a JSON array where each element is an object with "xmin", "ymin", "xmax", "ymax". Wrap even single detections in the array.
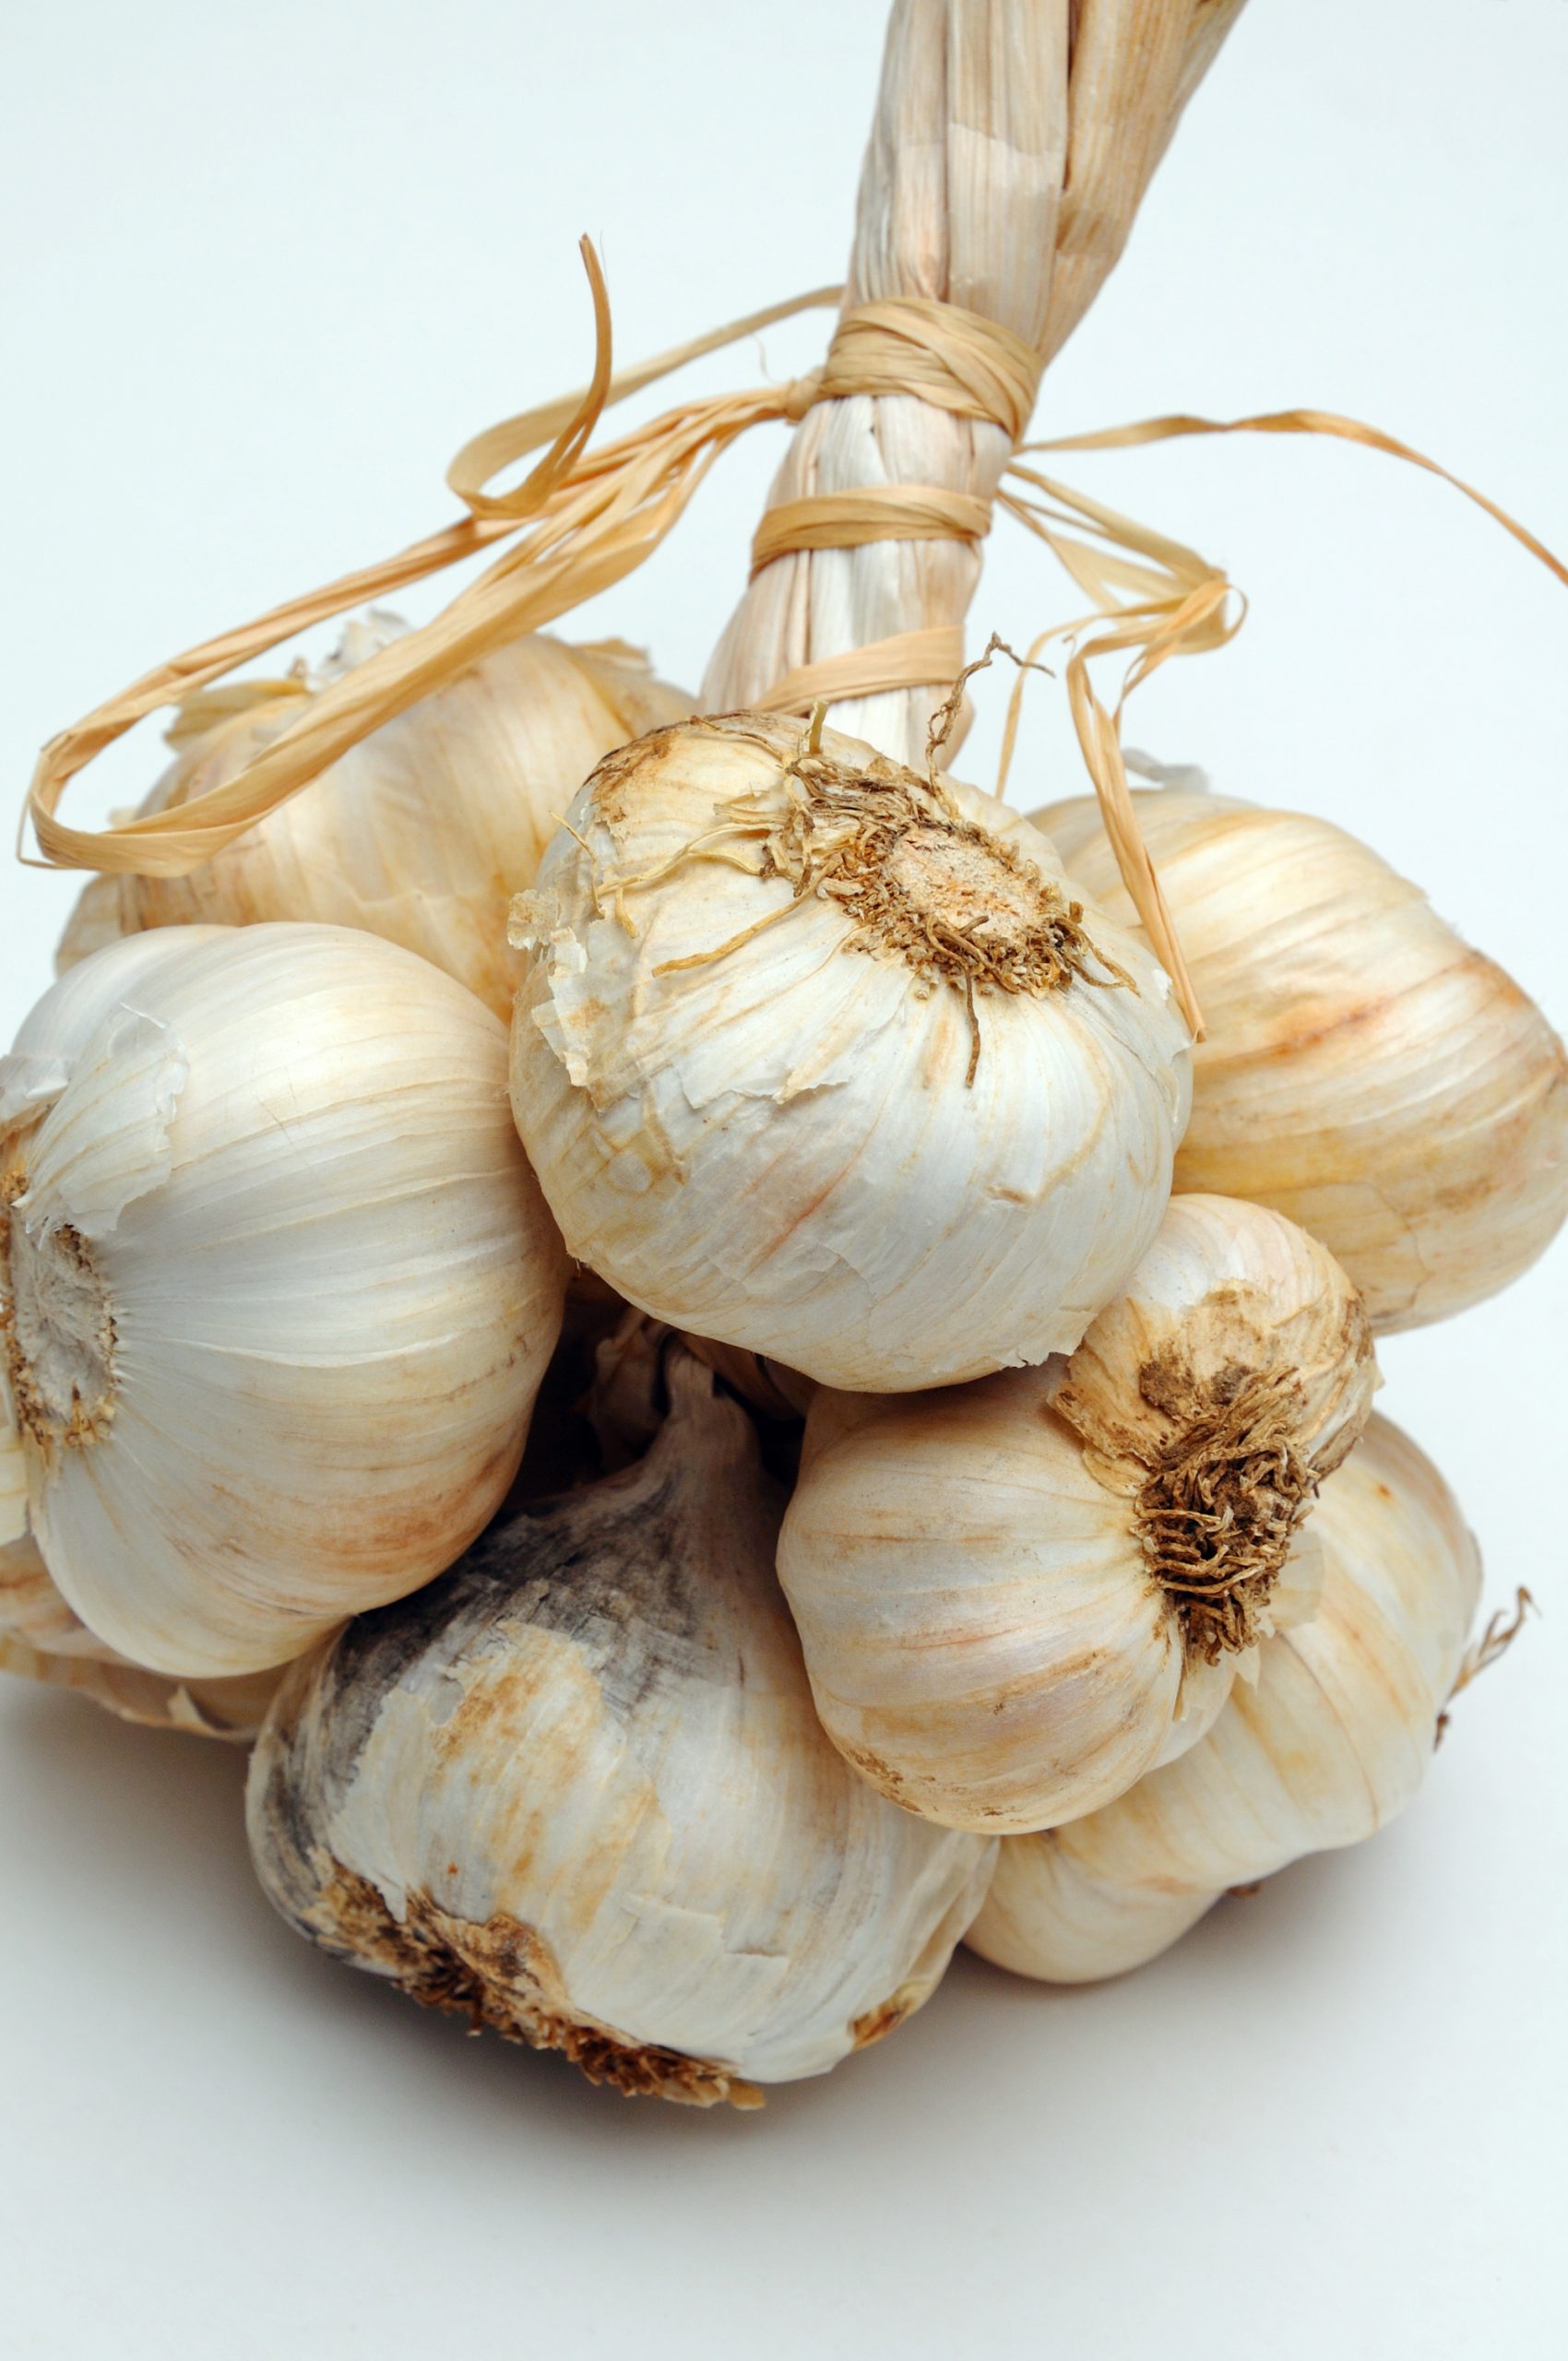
[
  {"xmin": 1037, "ymin": 788, "xmax": 1568, "ymax": 1333},
  {"xmin": 776, "ymin": 1195, "xmax": 1378, "ymax": 1833},
  {"xmin": 509, "ymin": 715, "xmax": 1192, "ymax": 1392},
  {"xmin": 966, "ymin": 1412, "xmax": 1482, "ymax": 1983},
  {"xmin": 1, "ymin": 925, "xmax": 566, "ymax": 1679},
  {"xmin": 57, "ymin": 622, "xmax": 693, "ymax": 1023},
  {"xmin": 248, "ymin": 1356, "xmax": 995, "ymax": 2092}
]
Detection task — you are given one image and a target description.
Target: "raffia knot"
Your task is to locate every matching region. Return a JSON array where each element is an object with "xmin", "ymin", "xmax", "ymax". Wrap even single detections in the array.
[
  {"xmin": 749, "ymin": 296, "xmax": 1046, "ymax": 577},
  {"xmin": 781, "ymin": 370, "xmax": 825, "ymax": 424}
]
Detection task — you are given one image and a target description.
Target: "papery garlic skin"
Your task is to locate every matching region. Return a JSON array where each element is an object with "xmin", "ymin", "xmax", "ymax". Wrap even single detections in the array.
[
  {"xmin": 1034, "ymin": 789, "xmax": 1568, "ymax": 1332},
  {"xmin": 966, "ymin": 1411, "xmax": 1481, "ymax": 1983},
  {"xmin": 57, "ymin": 621, "xmax": 692, "ymax": 1022},
  {"xmin": 776, "ymin": 1195, "xmax": 1376, "ymax": 1833},
  {"xmin": 247, "ymin": 1351, "xmax": 995, "ymax": 2105},
  {"xmin": 510, "ymin": 714, "xmax": 1192, "ymax": 1393},
  {"xmin": 1, "ymin": 924, "xmax": 566, "ymax": 1679},
  {"xmin": 0, "ymin": 1528, "xmax": 280, "ymax": 1740}
]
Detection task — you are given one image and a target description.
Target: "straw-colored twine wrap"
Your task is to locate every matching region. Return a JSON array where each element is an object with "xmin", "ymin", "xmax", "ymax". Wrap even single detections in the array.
[{"xmin": 21, "ymin": 236, "xmax": 1566, "ymax": 1038}]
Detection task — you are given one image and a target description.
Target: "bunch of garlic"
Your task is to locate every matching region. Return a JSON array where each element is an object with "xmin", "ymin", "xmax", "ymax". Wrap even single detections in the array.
[
  {"xmin": 2, "ymin": 922, "xmax": 565, "ymax": 1678},
  {"xmin": 247, "ymin": 1347, "xmax": 994, "ymax": 2106},
  {"xmin": 58, "ymin": 617, "xmax": 692, "ymax": 1021},
  {"xmin": 509, "ymin": 713, "xmax": 1192, "ymax": 1392},
  {"xmin": 967, "ymin": 1411, "xmax": 1480, "ymax": 1982},
  {"xmin": 1034, "ymin": 786, "xmax": 1568, "ymax": 1331},
  {"xmin": 778, "ymin": 1194, "xmax": 1377, "ymax": 1831}
]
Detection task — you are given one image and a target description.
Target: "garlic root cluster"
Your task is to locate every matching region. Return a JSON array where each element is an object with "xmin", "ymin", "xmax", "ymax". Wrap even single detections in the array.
[
  {"xmin": 58, "ymin": 621, "xmax": 691, "ymax": 1022},
  {"xmin": 1034, "ymin": 788, "xmax": 1568, "ymax": 1332},
  {"xmin": 247, "ymin": 1349, "xmax": 994, "ymax": 2105},
  {"xmin": 966, "ymin": 1412, "xmax": 1481, "ymax": 1983}
]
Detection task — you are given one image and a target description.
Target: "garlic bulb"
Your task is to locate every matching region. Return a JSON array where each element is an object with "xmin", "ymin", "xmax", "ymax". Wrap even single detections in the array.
[
  {"xmin": 1034, "ymin": 787, "xmax": 1568, "ymax": 1332},
  {"xmin": 0, "ymin": 1526, "xmax": 279, "ymax": 1740},
  {"xmin": 967, "ymin": 1410, "xmax": 1482, "ymax": 1983},
  {"xmin": 58, "ymin": 618, "xmax": 692, "ymax": 1021},
  {"xmin": 247, "ymin": 1348, "xmax": 995, "ymax": 2106},
  {"xmin": 777, "ymin": 1194, "xmax": 1376, "ymax": 1832},
  {"xmin": 1, "ymin": 923, "xmax": 566, "ymax": 1678},
  {"xmin": 510, "ymin": 713, "xmax": 1192, "ymax": 1392}
]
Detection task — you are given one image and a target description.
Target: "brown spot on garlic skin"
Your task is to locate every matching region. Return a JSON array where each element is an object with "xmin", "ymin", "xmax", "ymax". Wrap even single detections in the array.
[{"xmin": 316, "ymin": 1864, "xmax": 763, "ymax": 2108}]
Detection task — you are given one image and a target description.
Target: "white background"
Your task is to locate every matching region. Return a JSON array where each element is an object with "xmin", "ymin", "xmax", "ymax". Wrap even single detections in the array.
[{"xmin": 2, "ymin": 3, "xmax": 1564, "ymax": 2354}]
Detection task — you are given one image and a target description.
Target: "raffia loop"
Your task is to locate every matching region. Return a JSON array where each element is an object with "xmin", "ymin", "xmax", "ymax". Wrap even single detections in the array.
[
  {"xmin": 23, "ymin": 245, "xmax": 844, "ymax": 878},
  {"xmin": 753, "ymin": 627, "xmax": 967, "ymax": 718},
  {"xmin": 751, "ymin": 484, "xmax": 994, "ymax": 575}
]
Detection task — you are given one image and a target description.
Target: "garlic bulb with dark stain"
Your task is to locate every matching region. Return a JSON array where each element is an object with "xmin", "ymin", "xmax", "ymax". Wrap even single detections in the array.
[
  {"xmin": 777, "ymin": 1195, "xmax": 1377, "ymax": 1833},
  {"xmin": 1033, "ymin": 787, "xmax": 1568, "ymax": 1332},
  {"xmin": 246, "ymin": 1349, "xmax": 995, "ymax": 2106},
  {"xmin": 966, "ymin": 1411, "xmax": 1482, "ymax": 1982}
]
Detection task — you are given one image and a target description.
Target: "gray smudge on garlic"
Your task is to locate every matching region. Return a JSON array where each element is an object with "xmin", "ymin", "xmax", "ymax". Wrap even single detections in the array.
[{"xmin": 246, "ymin": 1348, "xmax": 995, "ymax": 2107}]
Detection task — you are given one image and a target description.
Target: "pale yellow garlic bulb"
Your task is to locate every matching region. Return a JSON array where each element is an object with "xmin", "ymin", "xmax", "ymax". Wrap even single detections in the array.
[
  {"xmin": 1, "ymin": 924, "xmax": 566, "ymax": 1678},
  {"xmin": 510, "ymin": 714, "xmax": 1192, "ymax": 1393},
  {"xmin": 0, "ymin": 1525, "xmax": 279, "ymax": 1740},
  {"xmin": 57, "ymin": 618, "xmax": 692, "ymax": 1020},
  {"xmin": 247, "ymin": 1350, "xmax": 995, "ymax": 2106},
  {"xmin": 967, "ymin": 1411, "xmax": 1483, "ymax": 1982},
  {"xmin": 777, "ymin": 1194, "xmax": 1376, "ymax": 1832},
  {"xmin": 1034, "ymin": 788, "xmax": 1568, "ymax": 1332}
]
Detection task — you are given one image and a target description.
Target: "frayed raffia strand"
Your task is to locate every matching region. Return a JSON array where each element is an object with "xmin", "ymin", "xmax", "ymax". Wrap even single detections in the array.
[
  {"xmin": 985, "ymin": 410, "xmax": 1568, "ymax": 1033},
  {"xmin": 1434, "ymin": 1586, "xmax": 1536, "ymax": 1748}
]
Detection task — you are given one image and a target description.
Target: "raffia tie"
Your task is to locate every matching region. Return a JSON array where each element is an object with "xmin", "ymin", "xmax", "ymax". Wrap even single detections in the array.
[
  {"xmin": 747, "ymin": 297, "xmax": 1044, "ymax": 576},
  {"xmin": 22, "ymin": 239, "xmax": 1566, "ymax": 1041}
]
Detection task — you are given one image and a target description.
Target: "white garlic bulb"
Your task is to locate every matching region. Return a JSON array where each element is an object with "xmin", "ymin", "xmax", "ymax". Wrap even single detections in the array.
[
  {"xmin": 967, "ymin": 1410, "xmax": 1481, "ymax": 1983},
  {"xmin": 1034, "ymin": 787, "xmax": 1568, "ymax": 1332},
  {"xmin": 58, "ymin": 619, "xmax": 692, "ymax": 1021},
  {"xmin": 0, "ymin": 1525, "xmax": 280, "ymax": 1740},
  {"xmin": 510, "ymin": 714, "xmax": 1192, "ymax": 1392},
  {"xmin": 1, "ymin": 923, "xmax": 566, "ymax": 1678},
  {"xmin": 247, "ymin": 1349, "xmax": 995, "ymax": 2106},
  {"xmin": 777, "ymin": 1194, "xmax": 1377, "ymax": 1833}
]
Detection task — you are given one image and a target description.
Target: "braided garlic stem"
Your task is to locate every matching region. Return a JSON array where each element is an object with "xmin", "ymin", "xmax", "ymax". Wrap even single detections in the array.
[{"xmin": 702, "ymin": 0, "xmax": 1247, "ymax": 767}]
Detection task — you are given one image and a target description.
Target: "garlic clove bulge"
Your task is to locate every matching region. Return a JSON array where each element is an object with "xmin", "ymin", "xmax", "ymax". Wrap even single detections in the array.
[
  {"xmin": 55, "ymin": 621, "xmax": 693, "ymax": 1022},
  {"xmin": 0, "ymin": 1528, "xmax": 281, "ymax": 1741},
  {"xmin": 965, "ymin": 1410, "xmax": 1482, "ymax": 1983},
  {"xmin": 2, "ymin": 924, "xmax": 567, "ymax": 1678},
  {"xmin": 246, "ymin": 1348, "xmax": 996, "ymax": 2105},
  {"xmin": 509, "ymin": 714, "xmax": 1192, "ymax": 1393},
  {"xmin": 1033, "ymin": 788, "xmax": 1568, "ymax": 1333},
  {"xmin": 776, "ymin": 1194, "xmax": 1378, "ymax": 1833}
]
